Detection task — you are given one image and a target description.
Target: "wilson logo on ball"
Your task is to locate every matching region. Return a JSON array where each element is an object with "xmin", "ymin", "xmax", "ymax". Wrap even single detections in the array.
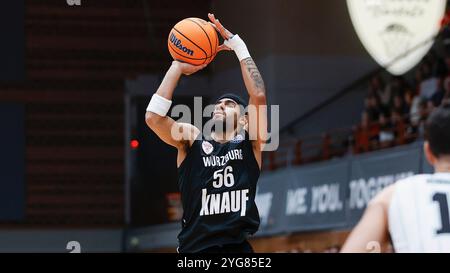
[{"xmin": 169, "ymin": 33, "xmax": 194, "ymax": 56}]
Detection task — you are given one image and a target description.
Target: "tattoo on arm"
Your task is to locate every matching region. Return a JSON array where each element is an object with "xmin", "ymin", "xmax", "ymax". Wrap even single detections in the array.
[{"xmin": 243, "ymin": 57, "xmax": 265, "ymax": 91}]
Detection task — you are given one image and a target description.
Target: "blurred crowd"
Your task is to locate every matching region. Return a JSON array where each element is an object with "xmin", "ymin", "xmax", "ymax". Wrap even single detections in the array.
[
  {"xmin": 265, "ymin": 10, "xmax": 450, "ymax": 170},
  {"xmin": 353, "ymin": 50, "xmax": 450, "ymax": 153},
  {"xmin": 353, "ymin": 14, "xmax": 450, "ymax": 153}
]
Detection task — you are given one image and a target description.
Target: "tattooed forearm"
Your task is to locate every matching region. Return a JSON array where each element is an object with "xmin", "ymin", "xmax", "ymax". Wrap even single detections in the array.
[{"xmin": 242, "ymin": 57, "xmax": 265, "ymax": 92}]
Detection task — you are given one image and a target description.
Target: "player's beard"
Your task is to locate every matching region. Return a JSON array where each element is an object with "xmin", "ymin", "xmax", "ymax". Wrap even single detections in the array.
[
  {"xmin": 212, "ymin": 116, "xmax": 238, "ymax": 140},
  {"xmin": 211, "ymin": 119, "xmax": 227, "ymax": 136}
]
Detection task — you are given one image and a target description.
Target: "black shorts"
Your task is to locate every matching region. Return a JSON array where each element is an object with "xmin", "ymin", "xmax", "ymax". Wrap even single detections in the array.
[{"xmin": 197, "ymin": 240, "xmax": 254, "ymax": 253}]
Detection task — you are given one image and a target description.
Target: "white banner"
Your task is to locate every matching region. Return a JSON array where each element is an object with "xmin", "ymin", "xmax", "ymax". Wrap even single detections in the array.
[{"xmin": 347, "ymin": 0, "xmax": 446, "ymax": 75}]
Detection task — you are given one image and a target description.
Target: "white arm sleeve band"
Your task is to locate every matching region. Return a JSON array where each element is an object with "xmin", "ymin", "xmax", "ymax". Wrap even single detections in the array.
[
  {"xmin": 224, "ymin": 34, "xmax": 251, "ymax": 62},
  {"xmin": 146, "ymin": 94, "xmax": 172, "ymax": 117}
]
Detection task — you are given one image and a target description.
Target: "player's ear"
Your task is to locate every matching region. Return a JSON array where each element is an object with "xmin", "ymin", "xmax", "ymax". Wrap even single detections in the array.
[{"xmin": 424, "ymin": 141, "xmax": 437, "ymax": 167}]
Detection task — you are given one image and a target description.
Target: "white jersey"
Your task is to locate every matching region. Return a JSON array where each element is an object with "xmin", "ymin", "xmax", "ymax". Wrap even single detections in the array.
[{"xmin": 389, "ymin": 172, "xmax": 450, "ymax": 253}]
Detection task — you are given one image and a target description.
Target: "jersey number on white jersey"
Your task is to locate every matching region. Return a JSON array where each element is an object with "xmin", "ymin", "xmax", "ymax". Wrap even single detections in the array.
[{"xmin": 433, "ymin": 192, "xmax": 450, "ymax": 234}]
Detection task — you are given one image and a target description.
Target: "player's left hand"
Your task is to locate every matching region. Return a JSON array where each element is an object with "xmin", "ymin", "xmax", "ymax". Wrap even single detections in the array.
[
  {"xmin": 208, "ymin": 13, "xmax": 233, "ymax": 52},
  {"xmin": 172, "ymin": 61, "xmax": 207, "ymax": 75}
]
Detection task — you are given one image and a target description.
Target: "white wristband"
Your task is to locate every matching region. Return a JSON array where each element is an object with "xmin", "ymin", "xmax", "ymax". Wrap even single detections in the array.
[
  {"xmin": 147, "ymin": 94, "xmax": 172, "ymax": 117},
  {"xmin": 224, "ymin": 34, "xmax": 251, "ymax": 62}
]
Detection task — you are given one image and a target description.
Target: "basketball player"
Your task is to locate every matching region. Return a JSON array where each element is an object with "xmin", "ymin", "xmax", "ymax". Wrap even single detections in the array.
[
  {"xmin": 145, "ymin": 13, "xmax": 267, "ymax": 253},
  {"xmin": 341, "ymin": 101, "xmax": 450, "ymax": 253}
]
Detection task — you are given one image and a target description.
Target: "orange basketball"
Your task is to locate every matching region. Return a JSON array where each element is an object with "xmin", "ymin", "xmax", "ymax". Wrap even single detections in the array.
[{"xmin": 168, "ymin": 18, "xmax": 219, "ymax": 66}]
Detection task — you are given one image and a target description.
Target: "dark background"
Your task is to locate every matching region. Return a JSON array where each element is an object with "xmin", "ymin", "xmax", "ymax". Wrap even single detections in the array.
[
  {"xmin": 0, "ymin": 104, "xmax": 25, "ymax": 221},
  {"xmin": 0, "ymin": 0, "xmax": 25, "ymax": 82}
]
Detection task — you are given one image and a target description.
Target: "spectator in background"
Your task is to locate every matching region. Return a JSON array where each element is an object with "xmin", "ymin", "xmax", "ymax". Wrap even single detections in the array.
[
  {"xmin": 422, "ymin": 60, "xmax": 431, "ymax": 75},
  {"xmin": 444, "ymin": 64, "xmax": 450, "ymax": 85},
  {"xmin": 404, "ymin": 88, "xmax": 421, "ymax": 139},
  {"xmin": 442, "ymin": 15, "xmax": 450, "ymax": 56},
  {"xmin": 434, "ymin": 55, "xmax": 448, "ymax": 78},
  {"xmin": 391, "ymin": 110, "xmax": 406, "ymax": 144},
  {"xmin": 364, "ymin": 95, "xmax": 381, "ymax": 122},
  {"xmin": 413, "ymin": 69, "xmax": 423, "ymax": 95},
  {"xmin": 354, "ymin": 111, "xmax": 379, "ymax": 153},
  {"xmin": 445, "ymin": 56, "xmax": 450, "ymax": 75},
  {"xmin": 419, "ymin": 51, "xmax": 437, "ymax": 73},
  {"xmin": 415, "ymin": 98, "xmax": 429, "ymax": 137},
  {"xmin": 368, "ymin": 75, "xmax": 385, "ymax": 97},
  {"xmin": 390, "ymin": 76, "xmax": 407, "ymax": 98},
  {"xmin": 429, "ymin": 55, "xmax": 448, "ymax": 107},
  {"xmin": 427, "ymin": 100, "xmax": 436, "ymax": 113},
  {"xmin": 392, "ymin": 94, "xmax": 409, "ymax": 116},
  {"xmin": 445, "ymin": 85, "xmax": 450, "ymax": 100},
  {"xmin": 431, "ymin": 78, "xmax": 445, "ymax": 107},
  {"xmin": 376, "ymin": 78, "xmax": 394, "ymax": 114},
  {"xmin": 419, "ymin": 61, "xmax": 439, "ymax": 99},
  {"xmin": 409, "ymin": 90, "xmax": 423, "ymax": 127},
  {"xmin": 404, "ymin": 88, "xmax": 418, "ymax": 114},
  {"xmin": 378, "ymin": 113, "xmax": 394, "ymax": 148},
  {"xmin": 442, "ymin": 68, "xmax": 450, "ymax": 101}
]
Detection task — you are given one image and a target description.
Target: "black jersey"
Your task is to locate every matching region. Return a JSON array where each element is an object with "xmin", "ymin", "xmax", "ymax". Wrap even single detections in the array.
[{"xmin": 176, "ymin": 130, "xmax": 261, "ymax": 253}]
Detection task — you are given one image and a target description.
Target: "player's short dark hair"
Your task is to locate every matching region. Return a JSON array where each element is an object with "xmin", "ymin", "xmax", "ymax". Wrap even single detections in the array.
[
  {"xmin": 425, "ymin": 100, "xmax": 450, "ymax": 157},
  {"xmin": 215, "ymin": 93, "xmax": 248, "ymax": 107},
  {"xmin": 215, "ymin": 93, "xmax": 248, "ymax": 116}
]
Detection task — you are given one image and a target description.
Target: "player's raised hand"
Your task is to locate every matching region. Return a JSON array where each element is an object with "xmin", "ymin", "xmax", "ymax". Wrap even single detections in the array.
[
  {"xmin": 172, "ymin": 61, "xmax": 207, "ymax": 75},
  {"xmin": 208, "ymin": 13, "xmax": 233, "ymax": 52}
]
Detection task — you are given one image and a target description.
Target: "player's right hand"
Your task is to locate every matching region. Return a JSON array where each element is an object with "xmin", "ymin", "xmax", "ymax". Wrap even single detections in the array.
[
  {"xmin": 208, "ymin": 13, "xmax": 233, "ymax": 52},
  {"xmin": 172, "ymin": 60, "xmax": 207, "ymax": 76}
]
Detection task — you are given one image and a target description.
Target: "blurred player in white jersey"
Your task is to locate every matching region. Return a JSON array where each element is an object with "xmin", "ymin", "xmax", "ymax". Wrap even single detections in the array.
[{"xmin": 342, "ymin": 101, "xmax": 450, "ymax": 253}]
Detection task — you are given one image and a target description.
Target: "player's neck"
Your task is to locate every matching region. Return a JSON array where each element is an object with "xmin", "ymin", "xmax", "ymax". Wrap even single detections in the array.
[
  {"xmin": 434, "ymin": 156, "xmax": 450, "ymax": 173},
  {"xmin": 211, "ymin": 129, "xmax": 238, "ymax": 144}
]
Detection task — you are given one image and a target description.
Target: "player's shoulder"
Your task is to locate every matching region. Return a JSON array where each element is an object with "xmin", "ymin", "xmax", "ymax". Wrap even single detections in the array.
[
  {"xmin": 369, "ymin": 183, "xmax": 396, "ymax": 209},
  {"xmin": 386, "ymin": 174, "xmax": 437, "ymax": 209},
  {"xmin": 369, "ymin": 174, "xmax": 432, "ymax": 208},
  {"xmin": 394, "ymin": 174, "xmax": 433, "ymax": 189}
]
